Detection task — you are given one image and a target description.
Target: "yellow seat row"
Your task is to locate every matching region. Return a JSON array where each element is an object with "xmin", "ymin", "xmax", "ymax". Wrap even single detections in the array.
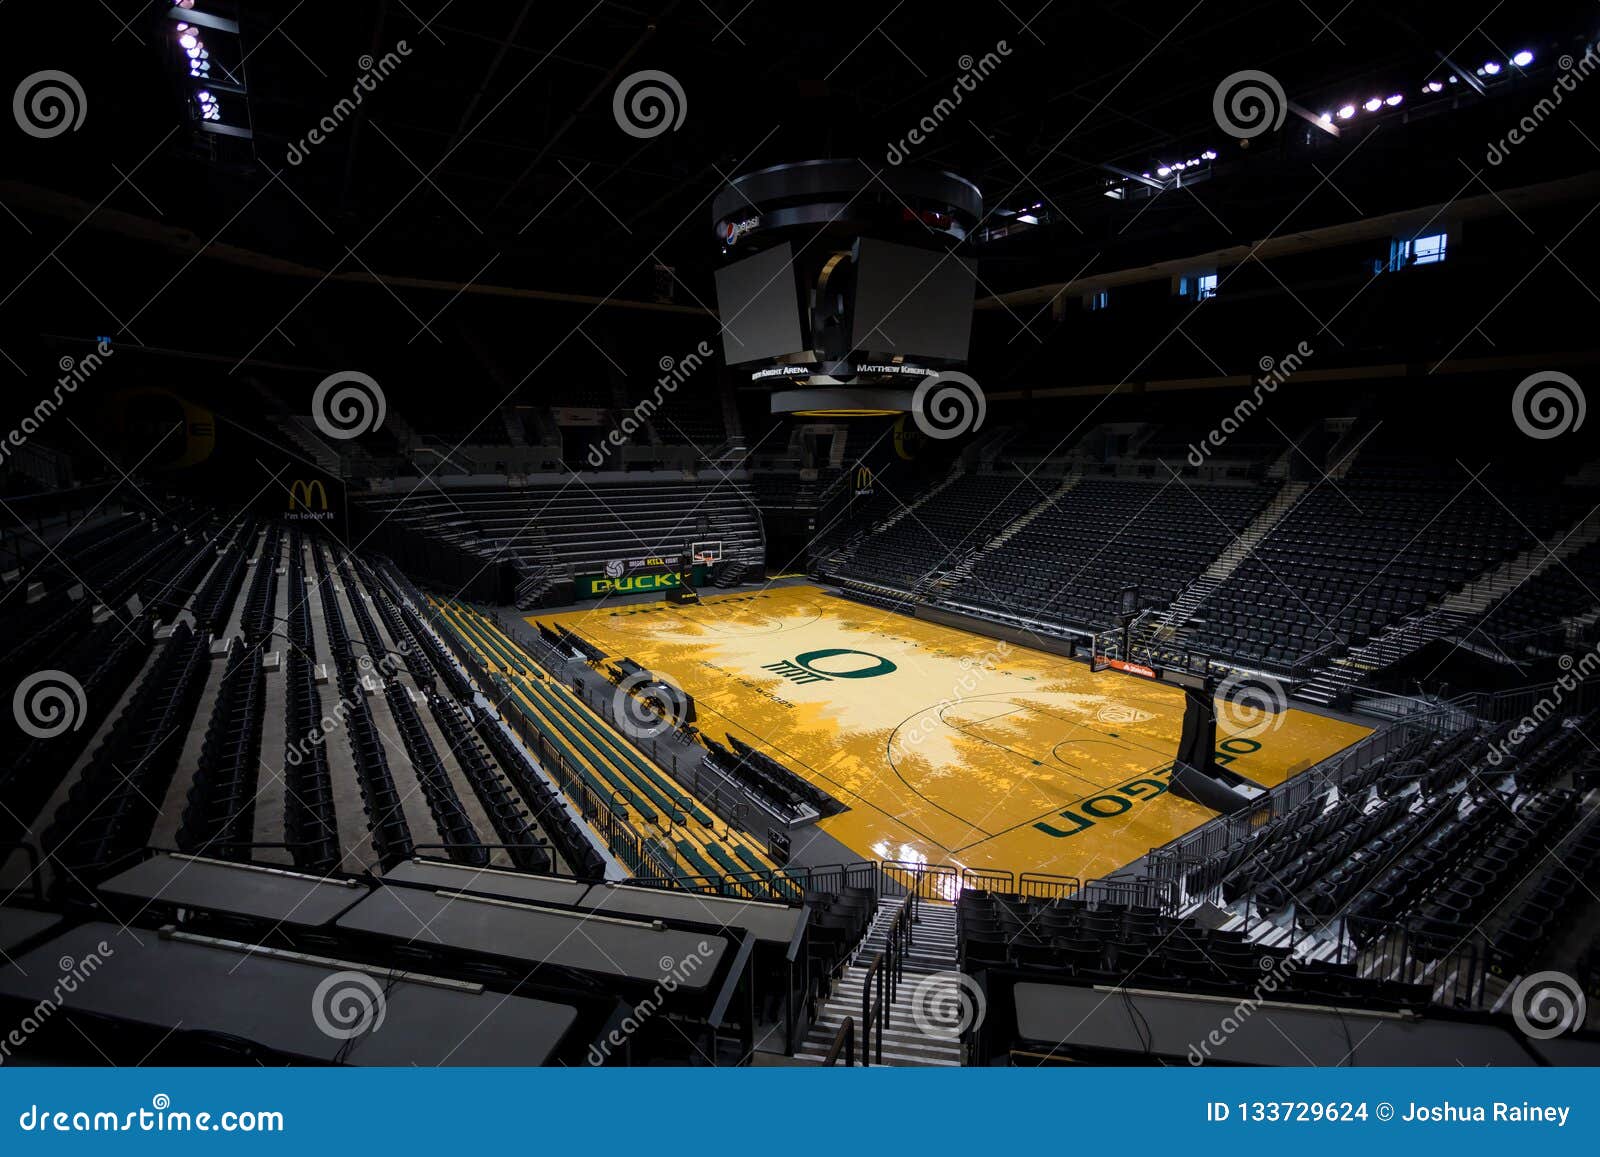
[{"xmin": 425, "ymin": 598, "xmax": 794, "ymax": 898}]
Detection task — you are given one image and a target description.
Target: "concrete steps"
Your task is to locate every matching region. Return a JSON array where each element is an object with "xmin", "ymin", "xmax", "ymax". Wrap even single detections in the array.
[{"xmin": 794, "ymin": 898, "xmax": 964, "ymax": 1066}]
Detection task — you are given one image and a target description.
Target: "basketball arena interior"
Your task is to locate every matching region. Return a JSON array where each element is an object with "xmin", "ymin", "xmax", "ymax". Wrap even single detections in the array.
[{"xmin": 1, "ymin": 0, "xmax": 1599, "ymax": 1077}]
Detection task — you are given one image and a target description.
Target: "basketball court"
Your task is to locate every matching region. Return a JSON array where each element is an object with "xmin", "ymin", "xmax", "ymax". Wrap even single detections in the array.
[{"xmin": 541, "ymin": 585, "xmax": 1371, "ymax": 881}]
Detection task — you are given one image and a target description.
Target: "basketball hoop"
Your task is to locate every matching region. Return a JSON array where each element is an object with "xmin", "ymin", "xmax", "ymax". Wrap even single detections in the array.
[{"xmin": 689, "ymin": 539, "xmax": 723, "ymax": 565}]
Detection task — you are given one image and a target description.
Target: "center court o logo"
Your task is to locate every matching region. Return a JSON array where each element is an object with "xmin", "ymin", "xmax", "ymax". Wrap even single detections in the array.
[{"xmin": 762, "ymin": 647, "xmax": 897, "ymax": 685}]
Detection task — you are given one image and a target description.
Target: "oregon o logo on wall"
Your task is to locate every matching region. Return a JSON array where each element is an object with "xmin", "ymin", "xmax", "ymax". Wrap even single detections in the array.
[{"xmin": 762, "ymin": 647, "xmax": 898, "ymax": 686}]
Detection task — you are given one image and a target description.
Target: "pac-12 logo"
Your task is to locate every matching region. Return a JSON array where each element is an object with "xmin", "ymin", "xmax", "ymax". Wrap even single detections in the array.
[{"xmin": 762, "ymin": 648, "xmax": 897, "ymax": 686}]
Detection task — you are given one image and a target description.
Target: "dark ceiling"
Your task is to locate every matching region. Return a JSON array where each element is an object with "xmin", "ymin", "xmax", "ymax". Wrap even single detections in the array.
[{"xmin": 2, "ymin": 0, "xmax": 1598, "ymax": 374}]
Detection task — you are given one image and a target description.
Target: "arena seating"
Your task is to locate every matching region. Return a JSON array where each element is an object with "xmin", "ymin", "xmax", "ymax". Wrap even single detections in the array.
[
  {"xmin": 956, "ymin": 891, "xmax": 1432, "ymax": 1008},
  {"xmin": 425, "ymin": 595, "xmax": 796, "ymax": 898},
  {"xmin": 952, "ymin": 477, "xmax": 1274, "ymax": 632},
  {"xmin": 1185, "ymin": 459, "xmax": 1583, "ymax": 670},
  {"xmin": 831, "ymin": 473, "xmax": 1037, "ymax": 595},
  {"xmin": 357, "ymin": 474, "xmax": 763, "ymax": 605},
  {"xmin": 1474, "ymin": 540, "xmax": 1600, "ymax": 658}
]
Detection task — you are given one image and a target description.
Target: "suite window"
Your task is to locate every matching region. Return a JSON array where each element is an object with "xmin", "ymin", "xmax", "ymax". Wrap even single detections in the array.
[{"xmin": 1389, "ymin": 232, "xmax": 1447, "ymax": 270}]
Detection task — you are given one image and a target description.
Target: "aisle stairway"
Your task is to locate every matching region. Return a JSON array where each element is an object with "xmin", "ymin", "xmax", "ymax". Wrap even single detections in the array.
[
  {"xmin": 1157, "ymin": 480, "xmax": 1306, "ymax": 636},
  {"xmin": 795, "ymin": 897, "xmax": 964, "ymax": 1066}
]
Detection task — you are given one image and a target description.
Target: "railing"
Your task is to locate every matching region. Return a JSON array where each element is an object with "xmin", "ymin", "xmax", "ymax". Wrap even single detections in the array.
[
  {"xmin": 629, "ymin": 860, "xmax": 880, "ymax": 906},
  {"xmin": 822, "ymin": 1017, "xmax": 855, "ymax": 1066},
  {"xmin": 1144, "ymin": 711, "xmax": 1450, "ymax": 899},
  {"xmin": 1449, "ymin": 676, "xmax": 1600, "ymax": 725},
  {"xmin": 1017, "ymin": 871, "xmax": 1084, "ymax": 900},
  {"xmin": 852, "ymin": 893, "xmax": 916, "ymax": 1066},
  {"xmin": 882, "ymin": 860, "xmax": 958, "ymax": 900}
]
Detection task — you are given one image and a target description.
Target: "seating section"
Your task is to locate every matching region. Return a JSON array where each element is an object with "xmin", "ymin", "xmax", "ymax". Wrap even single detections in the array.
[
  {"xmin": 816, "ymin": 424, "xmax": 1598, "ymax": 689},
  {"xmin": 1487, "ymin": 811, "xmax": 1600, "ymax": 979},
  {"xmin": 427, "ymin": 596, "xmax": 798, "ymax": 900},
  {"xmin": 42, "ymin": 621, "xmax": 210, "ymax": 886},
  {"xmin": 701, "ymin": 734, "xmax": 839, "ymax": 820},
  {"xmin": 358, "ymin": 476, "xmax": 763, "ymax": 607},
  {"xmin": 832, "ymin": 474, "xmax": 1036, "ymax": 594},
  {"xmin": 1187, "ymin": 450, "xmax": 1589, "ymax": 670},
  {"xmin": 176, "ymin": 645, "xmax": 266, "ymax": 858},
  {"xmin": 1475, "ymin": 540, "xmax": 1600, "ymax": 658},
  {"xmin": 952, "ymin": 478, "xmax": 1273, "ymax": 630},
  {"xmin": 957, "ymin": 892, "xmax": 1432, "ymax": 1009}
]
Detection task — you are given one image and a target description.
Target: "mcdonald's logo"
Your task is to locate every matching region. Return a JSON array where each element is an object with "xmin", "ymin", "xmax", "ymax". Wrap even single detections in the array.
[
  {"xmin": 854, "ymin": 465, "xmax": 876, "ymax": 496},
  {"xmin": 288, "ymin": 479, "xmax": 328, "ymax": 510},
  {"xmin": 286, "ymin": 479, "xmax": 334, "ymax": 520}
]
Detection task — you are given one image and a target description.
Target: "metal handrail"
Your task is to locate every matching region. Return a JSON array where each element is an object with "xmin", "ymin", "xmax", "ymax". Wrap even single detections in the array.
[
  {"xmin": 852, "ymin": 893, "xmax": 916, "ymax": 1065},
  {"xmin": 822, "ymin": 1016, "xmax": 855, "ymax": 1066}
]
